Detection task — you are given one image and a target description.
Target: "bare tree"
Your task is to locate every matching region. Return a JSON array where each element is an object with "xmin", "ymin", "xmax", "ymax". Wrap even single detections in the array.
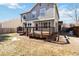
[{"xmin": 64, "ymin": 4, "xmax": 78, "ymax": 23}]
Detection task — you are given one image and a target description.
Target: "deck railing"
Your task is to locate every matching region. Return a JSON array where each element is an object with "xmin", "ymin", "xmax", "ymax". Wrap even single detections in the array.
[{"xmin": 23, "ymin": 27, "xmax": 56, "ymax": 36}]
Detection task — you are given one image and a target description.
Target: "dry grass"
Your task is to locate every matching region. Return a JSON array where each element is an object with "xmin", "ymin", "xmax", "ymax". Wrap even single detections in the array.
[{"xmin": 0, "ymin": 33, "xmax": 79, "ymax": 56}]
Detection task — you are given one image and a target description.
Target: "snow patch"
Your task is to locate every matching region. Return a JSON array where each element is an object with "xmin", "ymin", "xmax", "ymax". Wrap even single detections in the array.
[{"xmin": 12, "ymin": 37, "xmax": 20, "ymax": 41}]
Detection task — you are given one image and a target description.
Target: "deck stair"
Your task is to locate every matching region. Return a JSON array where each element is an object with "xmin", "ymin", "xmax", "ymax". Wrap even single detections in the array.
[{"xmin": 59, "ymin": 31, "xmax": 70, "ymax": 44}]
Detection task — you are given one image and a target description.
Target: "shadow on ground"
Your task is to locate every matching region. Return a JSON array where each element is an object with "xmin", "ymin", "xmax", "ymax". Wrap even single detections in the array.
[{"xmin": 0, "ymin": 34, "xmax": 11, "ymax": 42}]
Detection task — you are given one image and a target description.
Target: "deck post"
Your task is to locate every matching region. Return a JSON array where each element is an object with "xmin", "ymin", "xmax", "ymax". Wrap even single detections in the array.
[
  {"xmin": 26, "ymin": 27, "xmax": 28, "ymax": 36},
  {"xmin": 49, "ymin": 21, "xmax": 50, "ymax": 36},
  {"xmin": 33, "ymin": 27, "xmax": 34, "ymax": 36},
  {"xmin": 57, "ymin": 32, "xmax": 59, "ymax": 41},
  {"xmin": 41, "ymin": 22, "xmax": 43, "ymax": 38}
]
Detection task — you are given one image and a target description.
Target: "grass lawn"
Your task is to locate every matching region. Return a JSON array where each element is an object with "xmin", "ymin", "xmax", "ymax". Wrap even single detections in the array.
[
  {"xmin": 0, "ymin": 34, "xmax": 12, "ymax": 42},
  {"xmin": 0, "ymin": 33, "xmax": 79, "ymax": 56}
]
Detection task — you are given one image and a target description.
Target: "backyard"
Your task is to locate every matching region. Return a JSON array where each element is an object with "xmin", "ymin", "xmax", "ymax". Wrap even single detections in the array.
[{"xmin": 0, "ymin": 33, "xmax": 79, "ymax": 56}]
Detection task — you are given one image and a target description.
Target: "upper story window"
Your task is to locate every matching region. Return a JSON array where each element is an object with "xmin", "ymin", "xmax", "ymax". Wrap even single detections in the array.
[
  {"xmin": 32, "ymin": 11, "xmax": 36, "ymax": 19},
  {"xmin": 32, "ymin": 14, "xmax": 35, "ymax": 18},
  {"xmin": 23, "ymin": 14, "xmax": 27, "ymax": 19},
  {"xmin": 40, "ymin": 8, "xmax": 46, "ymax": 16}
]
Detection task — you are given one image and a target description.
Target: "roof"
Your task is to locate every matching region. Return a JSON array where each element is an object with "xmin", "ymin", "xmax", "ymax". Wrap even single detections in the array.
[{"xmin": 20, "ymin": 3, "xmax": 38, "ymax": 15}]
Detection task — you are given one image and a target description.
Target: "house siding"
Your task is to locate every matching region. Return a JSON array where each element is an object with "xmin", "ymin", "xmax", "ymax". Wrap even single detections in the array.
[{"xmin": 22, "ymin": 3, "xmax": 55, "ymax": 21}]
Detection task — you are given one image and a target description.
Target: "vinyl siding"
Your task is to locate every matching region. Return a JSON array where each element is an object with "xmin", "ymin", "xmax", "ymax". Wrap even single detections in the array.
[{"xmin": 22, "ymin": 3, "xmax": 55, "ymax": 21}]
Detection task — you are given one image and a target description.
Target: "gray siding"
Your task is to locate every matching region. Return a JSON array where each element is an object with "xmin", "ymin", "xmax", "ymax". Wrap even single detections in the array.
[{"xmin": 22, "ymin": 3, "xmax": 55, "ymax": 21}]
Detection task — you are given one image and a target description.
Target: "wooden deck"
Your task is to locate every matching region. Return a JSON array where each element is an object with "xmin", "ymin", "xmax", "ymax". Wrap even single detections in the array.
[
  {"xmin": 28, "ymin": 30, "xmax": 59, "ymax": 42},
  {"xmin": 17, "ymin": 27, "xmax": 59, "ymax": 41}
]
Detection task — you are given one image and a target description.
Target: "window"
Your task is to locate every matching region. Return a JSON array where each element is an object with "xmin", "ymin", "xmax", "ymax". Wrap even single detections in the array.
[
  {"xmin": 23, "ymin": 15, "xmax": 26, "ymax": 19},
  {"xmin": 28, "ymin": 23, "xmax": 31, "ymax": 27},
  {"xmin": 40, "ymin": 8, "xmax": 46, "ymax": 16},
  {"xmin": 29, "ymin": 23, "xmax": 31, "ymax": 26},
  {"xmin": 44, "ymin": 22, "xmax": 47, "ymax": 28},
  {"xmin": 22, "ymin": 14, "xmax": 26, "ymax": 19},
  {"xmin": 32, "ymin": 14, "xmax": 35, "ymax": 18},
  {"xmin": 23, "ymin": 23, "xmax": 27, "ymax": 28},
  {"xmin": 32, "ymin": 11, "xmax": 36, "ymax": 19}
]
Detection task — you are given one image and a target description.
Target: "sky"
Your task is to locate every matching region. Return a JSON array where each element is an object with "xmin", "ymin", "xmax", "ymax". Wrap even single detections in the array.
[
  {"xmin": 0, "ymin": 3, "xmax": 35, "ymax": 22},
  {"xmin": 58, "ymin": 3, "xmax": 79, "ymax": 24},
  {"xmin": 0, "ymin": 3, "xmax": 79, "ymax": 24}
]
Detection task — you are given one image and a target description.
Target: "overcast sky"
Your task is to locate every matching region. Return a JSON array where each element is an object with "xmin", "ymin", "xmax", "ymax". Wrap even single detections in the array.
[{"xmin": 0, "ymin": 3, "xmax": 79, "ymax": 23}]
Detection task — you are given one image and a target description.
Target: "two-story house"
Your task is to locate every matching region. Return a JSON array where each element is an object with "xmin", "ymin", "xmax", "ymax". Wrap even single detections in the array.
[{"xmin": 20, "ymin": 3, "xmax": 59, "ymax": 38}]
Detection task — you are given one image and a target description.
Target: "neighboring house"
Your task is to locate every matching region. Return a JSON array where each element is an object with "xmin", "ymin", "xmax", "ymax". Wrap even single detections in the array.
[
  {"xmin": 20, "ymin": 3, "xmax": 59, "ymax": 36},
  {"xmin": 74, "ymin": 21, "xmax": 79, "ymax": 26},
  {"xmin": 71, "ymin": 21, "xmax": 79, "ymax": 37}
]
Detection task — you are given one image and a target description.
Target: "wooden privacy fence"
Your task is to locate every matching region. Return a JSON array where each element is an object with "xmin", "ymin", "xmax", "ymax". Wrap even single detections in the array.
[{"xmin": 0, "ymin": 28, "xmax": 17, "ymax": 34}]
